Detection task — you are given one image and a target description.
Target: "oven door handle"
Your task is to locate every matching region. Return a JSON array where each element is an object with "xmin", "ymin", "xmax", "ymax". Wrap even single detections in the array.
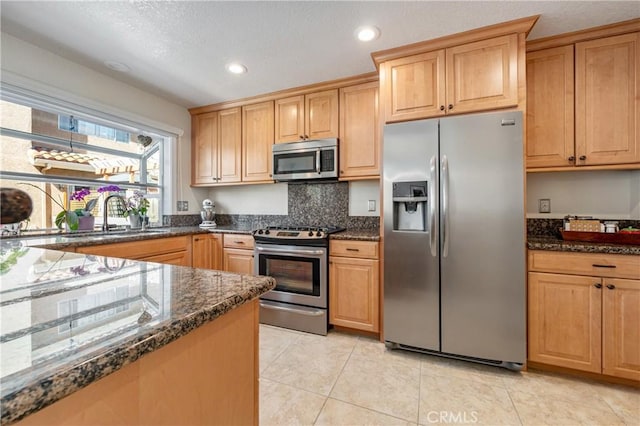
[
  {"xmin": 260, "ymin": 301, "xmax": 325, "ymax": 317},
  {"xmin": 255, "ymin": 246, "xmax": 325, "ymax": 256}
]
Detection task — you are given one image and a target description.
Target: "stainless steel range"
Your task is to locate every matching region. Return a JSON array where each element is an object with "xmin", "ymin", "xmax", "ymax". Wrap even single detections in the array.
[{"xmin": 253, "ymin": 225, "xmax": 344, "ymax": 335}]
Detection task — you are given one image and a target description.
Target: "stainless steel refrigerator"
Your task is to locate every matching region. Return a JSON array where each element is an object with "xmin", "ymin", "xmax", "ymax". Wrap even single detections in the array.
[{"xmin": 383, "ymin": 110, "xmax": 525, "ymax": 369}]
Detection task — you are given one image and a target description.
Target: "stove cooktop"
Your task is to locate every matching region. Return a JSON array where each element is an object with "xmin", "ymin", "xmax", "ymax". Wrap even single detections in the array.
[{"xmin": 252, "ymin": 225, "xmax": 345, "ymax": 241}]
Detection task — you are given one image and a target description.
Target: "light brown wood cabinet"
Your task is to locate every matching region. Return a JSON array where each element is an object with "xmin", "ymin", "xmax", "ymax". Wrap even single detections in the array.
[
  {"xmin": 329, "ymin": 240, "xmax": 379, "ymax": 333},
  {"xmin": 380, "ymin": 34, "xmax": 519, "ymax": 123},
  {"xmin": 275, "ymin": 89, "xmax": 338, "ymax": 143},
  {"xmin": 528, "ymin": 250, "xmax": 640, "ymax": 381},
  {"xmin": 223, "ymin": 234, "xmax": 255, "ymax": 275},
  {"xmin": 191, "ymin": 108, "xmax": 241, "ymax": 185},
  {"xmin": 526, "ymin": 27, "xmax": 639, "ymax": 170},
  {"xmin": 75, "ymin": 236, "xmax": 192, "ymax": 267},
  {"xmin": 339, "ymin": 82, "xmax": 380, "ymax": 179},
  {"xmin": 242, "ymin": 101, "xmax": 274, "ymax": 182},
  {"xmin": 192, "ymin": 233, "xmax": 223, "ymax": 270}
]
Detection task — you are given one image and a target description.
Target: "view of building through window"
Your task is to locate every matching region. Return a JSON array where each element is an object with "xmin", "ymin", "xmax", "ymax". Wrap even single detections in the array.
[{"xmin": 0, "ymin": 90, "xmax": 167, "ymax": 232}]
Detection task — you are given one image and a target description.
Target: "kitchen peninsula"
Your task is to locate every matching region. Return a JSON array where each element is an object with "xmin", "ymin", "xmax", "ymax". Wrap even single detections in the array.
[{"xmin": 0, "ymin": 240, "xmax": 275, "ymax": 425}]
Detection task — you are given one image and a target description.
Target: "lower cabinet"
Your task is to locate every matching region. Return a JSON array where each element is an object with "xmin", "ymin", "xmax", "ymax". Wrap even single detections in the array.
[
  {"xmin": 76, "ymin": 236, "xmax": 192, "ymax": 267},
  {"xmin": 223, "ymin": 234, "xmax": 255, "ymax": 274},
  {"xmin": 192, "ymin": 233, "xmax": 223, "ymax": 270},
  {"xmin": 528, "ymin": 250, "xmax": 640, "ymax": 381},
  {"xmin": 329, "ymin": 240, "xmax": 379, "ymax": 333}
]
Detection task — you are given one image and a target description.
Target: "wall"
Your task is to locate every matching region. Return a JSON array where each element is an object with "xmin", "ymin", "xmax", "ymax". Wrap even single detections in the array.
[
  {"xmin": 0, "ymin": 32, "xmax": 206, "ymax": 214},
  {"xmin": 208, "ymin": 179, "xmax": 380, "ymax": 216},
  {"xmin": 526, "ymin": 170, "xmax": 640, "ymax": 220}
]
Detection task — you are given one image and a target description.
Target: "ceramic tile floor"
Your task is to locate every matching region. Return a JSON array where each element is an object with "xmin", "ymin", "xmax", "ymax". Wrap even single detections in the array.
[{"xmin": 259, "ymin": 324, "xmax": 639, "ymax": 426}]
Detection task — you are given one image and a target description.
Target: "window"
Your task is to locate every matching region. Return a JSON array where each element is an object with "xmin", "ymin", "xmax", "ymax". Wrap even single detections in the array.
[{"xmin": 0, "ymin": 84, "xmax": 171, "ymax": 231}]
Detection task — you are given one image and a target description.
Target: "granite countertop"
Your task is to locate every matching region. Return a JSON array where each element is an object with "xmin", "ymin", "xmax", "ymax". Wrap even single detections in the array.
[
  {"xmin": 0, "ymin": 242, "xmax": 275, "ymax": 425},
  {"xmin": 331, "ymin": 229, "xmax": 380, "ymax": 242},
  {"xmin": 527, "ymin": 236, "xmax": 640, "ymax": 256}
]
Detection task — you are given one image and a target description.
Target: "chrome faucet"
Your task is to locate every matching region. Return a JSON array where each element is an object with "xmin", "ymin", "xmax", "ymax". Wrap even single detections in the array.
[{"xmin": 102, "ymin": 194, "xmax": 127, "ymax": 232}]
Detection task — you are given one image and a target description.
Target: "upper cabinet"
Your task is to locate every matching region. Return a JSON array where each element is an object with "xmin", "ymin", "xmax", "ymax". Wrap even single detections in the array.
[
  {"xmin": 242, "ymin": 101, "xmax": 274, "ymax": 182},
  {"xmin": 275, "ymin": 89, "xmax": 338, "ymax": 143},
  {"xmin": 526, "ymin": 20, "xmax": 640, "ymax": 171},
  {"xmin": 191, "ymin": 107, "xmax": 242, "ymax": 186},
  {"xmin": 339, "ymin": 82, "xmax": 380, "ymax": 179},
  {"xmin": 373, "ymin": 15, "xmax": 536, "ymax": 124}
]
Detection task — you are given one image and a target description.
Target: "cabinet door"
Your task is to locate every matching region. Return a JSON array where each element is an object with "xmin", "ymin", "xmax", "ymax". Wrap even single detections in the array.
[
  {"xmin": 526, "ymin": 45, "xmax": 575, "ymax": 168},
  {"xmin": 602, "ymin": 278, "xmax": 640, "ymax": 381},
  {"xmin": 339, "ymin": 82, "xmax": 380, "ymax": 179},
  {"xmin": 242, "ymin": 101, "xmax": 274, "ymax": 182},
  {"xmin": 275, "ymin": 95, "xmax": 304, "ymax": 143},
  {"xmin": 224, "ymin": 248, "xmax": 254, "ymax": 275},
  {"xmin": 305, "ymin": 89, "xmax": 339, "ymax": 140},
  {"xmin": 575, "ymin": 33, "xmax": 640, "ymax": 166},
  {"xmin": 528, "ymin": 272, "xmax": 602, "ymax": 373},
  {"xmin": 218, "ymin": 108, "xmax": 242, "ymax": 183},
  {"xmin": 329, "ymin": 256, "xmax": 379, "ymax": 332},
  {"xmin": 192, "ymin": 234, "xmax": 223, "ymax": 270},
  {"xmin": 192, "ymin": 112, "xmax": 218, "ymax": 185},
  {"xmin": 382, "ymin": 50, "xmax": 446, "ymax": 122},
  {"xmin": 445, "ymin": 34, "xmax": 518, "ymax": 114}
]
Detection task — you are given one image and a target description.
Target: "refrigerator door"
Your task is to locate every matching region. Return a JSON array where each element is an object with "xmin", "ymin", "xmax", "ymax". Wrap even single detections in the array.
[
  {"xmin": 383, "ymin": 119, "xmax": 440, "ymax": 351},
  {"xmin": 439, "ymin": 110, "xmax": 525, "ymax": 364}
]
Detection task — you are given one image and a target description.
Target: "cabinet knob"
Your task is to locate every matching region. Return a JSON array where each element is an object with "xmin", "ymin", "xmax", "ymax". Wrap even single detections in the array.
[
  {"xmin": 606, "ymin": 284, "xmax": 616, "ymax": 290},
  {"xmin": 579, "ymin": 155, "xmax": 587, "ymax": 161},
  {"xmin": 448, "ymin": 104, "xmax": 453, "ymax": 110},
  {"xmin": 568, "ymin": 156, "xmax": 575, "ymax": 162},
  {"xmin": 594, "ymin": 283, "xmax": 602, "ymax": 289},
  {"xmin": 340, "ymin": 170, "xmax": 344, "ymax": 174},
  {"xmin": 299, "ymin": 135, "xmax": 304, "ymax": 139},
  {"xmin": 440, "ymin": 105, "xmax": 445, "ymax": 111},
  {"xmin": 304, "ymin": 135, "xmax": 309, "ymax": 139}
]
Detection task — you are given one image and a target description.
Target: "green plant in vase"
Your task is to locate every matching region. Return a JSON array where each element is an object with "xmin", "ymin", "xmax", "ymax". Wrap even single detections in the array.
[{"xmin": 124, "ymin": 190, "xmax": 150, "ymax": 227}]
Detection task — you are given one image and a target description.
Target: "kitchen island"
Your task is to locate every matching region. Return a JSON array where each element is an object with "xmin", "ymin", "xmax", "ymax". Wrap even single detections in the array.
[{"xmin": 0, "ymin": 242, "xmax": 275, "ymax": 425}]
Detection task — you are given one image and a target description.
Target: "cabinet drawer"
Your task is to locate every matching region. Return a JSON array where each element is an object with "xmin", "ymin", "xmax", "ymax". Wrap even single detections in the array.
[
  {"xmin": 528, "ymin": 250, "xmax": 640, "ymax": 280},
  {"xmin": 223, "ymin": 234, "xmax": 255, "ymax": 249},
  {"xmin": 330, "ymin": 240, "xmax": 379, "ymax": 259}
]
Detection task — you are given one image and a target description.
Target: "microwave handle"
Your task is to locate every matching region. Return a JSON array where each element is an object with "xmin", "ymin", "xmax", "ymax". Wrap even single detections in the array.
[{"xmin": 316, "ymin": 149, "xmax": 321, "ymax": 174}]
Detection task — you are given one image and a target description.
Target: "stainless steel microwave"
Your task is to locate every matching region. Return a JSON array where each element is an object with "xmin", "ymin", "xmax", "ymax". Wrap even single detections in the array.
[{"xmin": 272, "ymin": 138, "xmax": 338, "ymax": 182}]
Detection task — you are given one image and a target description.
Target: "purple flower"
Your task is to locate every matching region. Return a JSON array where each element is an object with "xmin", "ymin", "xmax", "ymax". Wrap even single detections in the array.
[
  {"xmin": 98, "ymin": 185, "xmax": 122, "ymax": 193},
  {"xmin": 70, "ymin": 188, "xmax": 91, "ymax": 201}
]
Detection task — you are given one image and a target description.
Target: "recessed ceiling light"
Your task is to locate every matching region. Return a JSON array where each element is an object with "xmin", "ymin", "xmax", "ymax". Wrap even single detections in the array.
[
  {"xmin": 104, "ymin": 61, "xmax": 130, "ymax": 72},
  {"xmin": 226, "ymin": 63, "xmax": 248, "ymax": 74},
  {"xmin": 356, "ymin": 26, "xmax": 380, "ymax": 42}
]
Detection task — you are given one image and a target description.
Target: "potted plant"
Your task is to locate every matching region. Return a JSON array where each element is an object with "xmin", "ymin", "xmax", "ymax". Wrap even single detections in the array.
[{"xmin": 124, "ymin": 190, "xmax": 150, "ymax": 228}]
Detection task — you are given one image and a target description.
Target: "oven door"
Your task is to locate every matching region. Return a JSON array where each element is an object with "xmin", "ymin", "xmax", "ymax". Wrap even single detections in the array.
[{"xmin": 254, "ymin": 243, "xmax": 327, "ymax": 308}]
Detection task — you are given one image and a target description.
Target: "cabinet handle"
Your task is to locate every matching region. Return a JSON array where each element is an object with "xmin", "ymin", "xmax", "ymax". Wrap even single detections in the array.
[
  {"xmin": 568, "ymin": 156, "xmax": 575, "ymax": 162},
  {"xmin": 606, "ymin": 284, "xmax": 616, "ymax": 290},
  {"xmin": 440, "ymin": 105, "xmax": 445, "ymax": 111},
  {"xmin": 448, "ymin": 104, "xmax": 453, "ymax": 110},
  {"xmin": 594, "ymin": 283, "xmax": 602, "ymax": 289},
  {"xmin": 346, "ymin": 248, "xmax": 360, "ymax": 252},
  {"xmin": 304, "ymin": 135, "xmax": 309, "ymax": 139},
  {"xmin": 235, "ymin": 241, "xmax": 245, "ymax": 244},
  {"xmin": 299, "ymin": 135, "xmax": 304, "ymax": 139},
  {"xmin": 579, "ymin": 155, "xmax": 587, "ymax": 161},
  {"xmin": 593, "ymin": 264, "xmax": 616, "ymax": 268}
]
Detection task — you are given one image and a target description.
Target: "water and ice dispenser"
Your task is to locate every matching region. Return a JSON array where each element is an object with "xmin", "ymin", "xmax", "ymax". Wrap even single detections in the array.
[{"xmin": 392, "ymin": 181, "xmax": 428, "ymax": 231}]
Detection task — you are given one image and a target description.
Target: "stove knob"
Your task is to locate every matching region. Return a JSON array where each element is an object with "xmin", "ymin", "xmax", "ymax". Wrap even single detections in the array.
[
  {"xmin": 317, "ymin": 231, "xmax": 323, "ymax": 237},
  {"xmin": 258, "ymin": 230, "xmax": 263, "ymax": 234},
  {"xmin": 265, "ymin": 230, "xmax": 270, "ymax": 235},
  {"xmin": 308, "ymin": 231, "xmax": 314, "ymax": 237}
]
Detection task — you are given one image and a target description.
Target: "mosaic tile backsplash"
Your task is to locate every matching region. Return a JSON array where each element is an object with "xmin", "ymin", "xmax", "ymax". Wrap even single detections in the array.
[{"xmin": 164, "ymin": 182, "xmax": 379, "ymax": 230}]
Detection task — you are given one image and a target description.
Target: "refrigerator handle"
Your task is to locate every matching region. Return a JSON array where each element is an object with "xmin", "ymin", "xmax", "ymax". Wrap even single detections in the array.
[
  {"xmin": 442, "ymin": 155, "xmax": 450, "ymax": 258},
  {"xmin": 429, "ymin": 155, "xmax": 437, "ymax": 257}
]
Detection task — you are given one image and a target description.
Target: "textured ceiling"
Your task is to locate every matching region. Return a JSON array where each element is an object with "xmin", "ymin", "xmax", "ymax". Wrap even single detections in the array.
[{"xmin": 1, "ymin": 1, "xmax": 638, "ymax": 108}]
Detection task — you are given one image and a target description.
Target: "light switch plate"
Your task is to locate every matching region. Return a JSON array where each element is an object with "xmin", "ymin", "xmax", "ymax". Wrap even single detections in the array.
[
  {"xmin": 368, "ymin": 200, "xmax": 376, "ymax": 212},
  {"xmin": 539, "ymin": 198, "xmax": 551, "ymax": 213}
]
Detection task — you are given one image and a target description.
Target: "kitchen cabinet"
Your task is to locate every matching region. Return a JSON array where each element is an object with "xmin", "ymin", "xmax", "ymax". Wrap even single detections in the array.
[
  {"xmin": 380, "ymin": 34, "xmax": 519, "ymax": 122},
  {"xmin": 192, "ymin": 233, "xmax": 223, "ymax": 270},
  {"xmin": 75, "ymin": 236, "xmax": 192, "ymax": 267},
  {"xmin": 274, "ymin": 89, "xmax": 338, "ymax": 143},
  {"xmin": 526, "ymin": 26, "xmax": 639, "ymax": 170},
  {"xmin": 339, "ymin": 82, "xmax": 380, "ymax": 179},
  {"xmin": 528, "ymin": 250, "xmax": 640, "ymax": 381},
  {"xmin": 191, "ymin": 108, "xmax": 242, "ymax": 185},
  {"xmin": 329, "ymin": 240, "xmax": 379, "ymax": 333},
  {"xmin": 223, "ymin": 234, "xmax": 255, "ymax": 275},
  {"xmin": 242, "ymin": 101, "xmax": 274, "ymax": 182}
]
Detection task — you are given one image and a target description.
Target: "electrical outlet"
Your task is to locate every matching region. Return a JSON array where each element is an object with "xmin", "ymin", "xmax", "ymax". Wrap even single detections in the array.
[
  {"xmin": 176, "ymin": 201, "xmax": 189, "ymax": 212},
  {"xmin": 539, "ymin": 198, "xmax": 551, "ymax": 213},
  {"xmin": 368, "ymin": 200, "xmax": 376, "ymax": 212}
]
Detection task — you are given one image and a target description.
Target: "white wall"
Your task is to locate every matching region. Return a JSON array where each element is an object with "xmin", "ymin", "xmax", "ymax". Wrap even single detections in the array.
[
  {"xmin": 0, "ymin": 32, "xmax": 207, "ymax": 214},
  {"xmin": 349, "ymin": 180, "xmax": 380, "ymax": 216},
  {"xmin": 526, "ymin": 170, "xmax": 640, "ymax": 219},
  {"xmin": 208, "ymin": 184, "xmax": 288, "ymax": 215}
]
